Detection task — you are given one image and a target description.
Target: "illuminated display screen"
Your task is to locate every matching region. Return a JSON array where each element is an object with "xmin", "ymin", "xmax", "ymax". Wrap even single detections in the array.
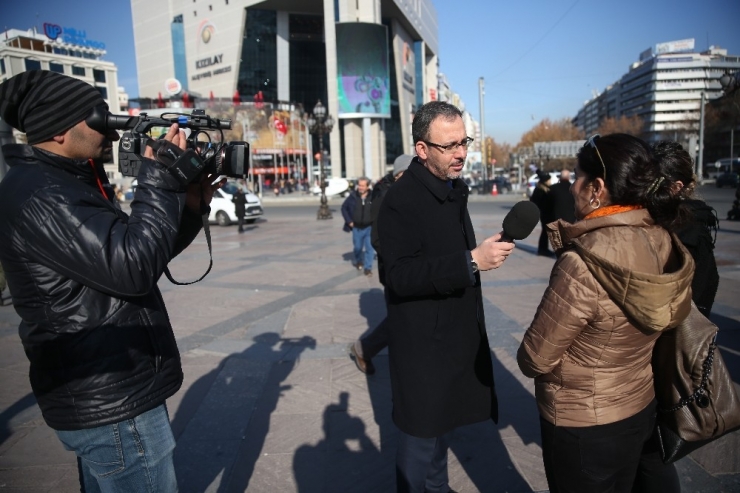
[{"xmin": 336, "ymin": 22, "xmax": 390, "ymax": 119}]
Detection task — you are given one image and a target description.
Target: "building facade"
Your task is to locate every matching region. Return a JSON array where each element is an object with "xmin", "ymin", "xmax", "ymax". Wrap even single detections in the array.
[
  {"xmin": 131, "ymin": 0, "xmax": 439, "ymax": 181},
  {"xmin": 574, "ymin": 39, "xmax": 740, "ymax": 143},
  {"xmin": 0, "ymin": 26, "xmax": 122, "ymax": 178}
]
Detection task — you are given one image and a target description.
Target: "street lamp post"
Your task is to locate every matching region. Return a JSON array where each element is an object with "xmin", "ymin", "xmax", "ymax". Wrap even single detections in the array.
[{"xmin": 307, "ymin": 101, "xmax": 334, "ymax": 220}]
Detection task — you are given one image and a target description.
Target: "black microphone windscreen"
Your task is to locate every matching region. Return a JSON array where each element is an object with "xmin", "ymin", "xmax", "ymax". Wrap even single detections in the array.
[{"xmin": 502, "ymin": 201, "xmax": 541, "ymax": 240}]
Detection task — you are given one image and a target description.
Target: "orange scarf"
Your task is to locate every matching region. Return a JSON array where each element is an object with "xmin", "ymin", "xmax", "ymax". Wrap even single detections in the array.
[{"xmin": 584, "ymin": 204, "xmax": 642, "ymax": 220}]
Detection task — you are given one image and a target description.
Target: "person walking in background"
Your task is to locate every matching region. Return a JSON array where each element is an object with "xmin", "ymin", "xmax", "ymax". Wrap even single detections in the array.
[
  {"xmin": 232, "ymin": 182, "xmax": 248, "ymax": 233},
  {"xmin": 548, "ymin": 168, "xmax": 576, "ymax": 224},
  {"xmin": 517, "ymin": 133, "xmax": 694, "ymax": 493},
  {"xmin": 348, "ymin": 154, "xmax": 414, "ymax": 375},
  {"xmin": 0, "ymin": 70, "xmax": 222, "ymax": 492},
  {"xmin": 342, "ymin": 177, "xmax": 375, "ymax": 277},
  {"xmin": 378, "ymin": 101, "xmax": 514, "ymax": 492},
  {"xmin": 530, "ymin": 169, "xmax": 554, "ymax": 256}
]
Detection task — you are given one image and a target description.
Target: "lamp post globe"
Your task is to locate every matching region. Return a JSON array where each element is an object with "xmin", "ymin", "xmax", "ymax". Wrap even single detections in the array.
[{"xmin": 308, "ymin": 100, "xmax": 334, "ymax": 220}]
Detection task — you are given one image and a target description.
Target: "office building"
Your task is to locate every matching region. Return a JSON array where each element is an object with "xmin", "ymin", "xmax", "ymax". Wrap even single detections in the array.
[
  {"xmin": 0, "ymin": 25, "xmax": 122, "ymax": 178},
  {"xmin": 574, "ymin": 39, "xmax": 740, "ymax": 143}
]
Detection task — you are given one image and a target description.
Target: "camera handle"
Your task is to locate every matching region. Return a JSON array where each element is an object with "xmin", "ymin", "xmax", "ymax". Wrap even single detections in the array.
[{"xmin": 163, "ymin": 202, "xmax": 214, "ymax": 285}]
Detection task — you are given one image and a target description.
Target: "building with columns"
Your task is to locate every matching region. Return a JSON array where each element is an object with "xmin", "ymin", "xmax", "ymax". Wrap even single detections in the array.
[{"xmin": 131, "ymin": 0, "xmax": 439, "ymax": 181}]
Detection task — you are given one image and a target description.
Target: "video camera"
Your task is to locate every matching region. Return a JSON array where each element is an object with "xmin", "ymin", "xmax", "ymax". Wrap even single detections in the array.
[{"xmin": 86, "ymin": 107, "xmax": 249, "ymax": 182}]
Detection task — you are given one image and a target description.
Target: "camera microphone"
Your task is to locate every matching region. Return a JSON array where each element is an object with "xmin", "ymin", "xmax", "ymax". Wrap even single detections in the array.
[{"xmin": 501, "ymin": 201, "xmax": 540, "ymax": 242}]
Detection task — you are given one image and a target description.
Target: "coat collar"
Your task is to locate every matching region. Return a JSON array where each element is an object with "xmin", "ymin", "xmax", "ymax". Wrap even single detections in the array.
[
  {"xmin": 2, "ymin": 143, "xmax": 97, "ymax": 184},
  {"xmin": 407, "ymin": 158, "xmax": 467, "ymax": 202}
]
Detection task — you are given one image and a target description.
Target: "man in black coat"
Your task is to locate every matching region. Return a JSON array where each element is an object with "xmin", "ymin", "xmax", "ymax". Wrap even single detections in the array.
[
  {"xmin": 549, "ymin": 168, "xmax": 576, "ymax": 224},
  {"xmin": 0, "ymin": 71, "xmax": 221, "ymax": 492},
  {"xmin": 377, "ymin": 101, "xmax": 515, "ymax": 492}
]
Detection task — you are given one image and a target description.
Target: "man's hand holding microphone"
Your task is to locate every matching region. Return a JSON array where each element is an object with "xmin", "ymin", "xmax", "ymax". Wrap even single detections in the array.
[{"xmin": 471, "ymin": 201, "xmax": 541, "ymax": 271}]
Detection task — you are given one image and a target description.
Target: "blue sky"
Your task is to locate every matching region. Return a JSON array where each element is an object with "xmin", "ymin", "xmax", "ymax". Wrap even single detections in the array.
[{"xmin": 4, "ymin": 0, "xmax": 740, "ymax": 145}]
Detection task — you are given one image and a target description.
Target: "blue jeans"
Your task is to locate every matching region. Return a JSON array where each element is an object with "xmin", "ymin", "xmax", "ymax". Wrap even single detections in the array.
[
  {"xmin": 56, "ymin": 404, "xmax": 177, "ymax": 493},
  {"xmin": 352, "ymin": 226, "xmax": 375, "ymax": 270}
]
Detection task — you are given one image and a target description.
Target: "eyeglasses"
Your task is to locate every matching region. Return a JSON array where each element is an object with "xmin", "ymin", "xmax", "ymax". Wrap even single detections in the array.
[
  {"xmin": 423, "ymin": 137, "xmax": 474, "ymax": 154},
  {"xmin": 584, "ymin": 134, "xmax": 607, "ymax": 181}
]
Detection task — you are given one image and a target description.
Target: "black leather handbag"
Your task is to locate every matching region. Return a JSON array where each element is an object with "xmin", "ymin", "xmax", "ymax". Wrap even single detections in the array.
[{"xmin": 652, "ymin": 303, "xmax": 740, "ymax": 463}]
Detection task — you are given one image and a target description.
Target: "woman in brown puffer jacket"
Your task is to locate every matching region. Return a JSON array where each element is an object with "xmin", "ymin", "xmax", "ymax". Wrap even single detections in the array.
[{"xmin": 517, "ymin": 133, "xmax": 695, "ymax": 493}]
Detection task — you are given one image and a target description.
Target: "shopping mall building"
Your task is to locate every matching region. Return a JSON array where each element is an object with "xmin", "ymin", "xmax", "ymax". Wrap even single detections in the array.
[{"xmin": 131, "ymin": 0, "xmax": 439, "ymax": 181}]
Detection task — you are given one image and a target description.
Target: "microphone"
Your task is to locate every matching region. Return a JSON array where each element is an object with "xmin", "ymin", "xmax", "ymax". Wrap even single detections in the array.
[{"xmin": 501, "ymin": 201, "xmax": 540, "ymax": 242}]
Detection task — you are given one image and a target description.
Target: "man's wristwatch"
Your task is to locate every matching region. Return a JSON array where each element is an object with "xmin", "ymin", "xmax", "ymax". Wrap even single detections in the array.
[{"xmin": 471, "ymin": 256, "xmax": 479, "ymax": 273}]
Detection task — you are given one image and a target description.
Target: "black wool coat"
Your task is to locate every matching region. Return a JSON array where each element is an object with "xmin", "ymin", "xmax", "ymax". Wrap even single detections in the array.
[{"xmin": 377, "ymin": 160, "xmax": 497, "ymax": 438}]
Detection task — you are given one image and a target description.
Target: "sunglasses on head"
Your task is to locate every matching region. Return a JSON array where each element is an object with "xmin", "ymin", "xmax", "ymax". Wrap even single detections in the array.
[{"xmin": 584, "ymin": 134, "xmax": 606, "ymax": 182}]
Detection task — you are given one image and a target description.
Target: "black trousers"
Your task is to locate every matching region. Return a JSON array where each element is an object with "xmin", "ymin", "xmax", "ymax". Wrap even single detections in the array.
[
  {"xmin": 540, "ymin": 401, "xmax": 656, "ymax": 493},
  {"xmin": 396, "ymin": 430, "xmax": 451, "ymax": 493},
  {"xmin": 537, "ymin": 220, "xmax": 551, "ymax": 254}
]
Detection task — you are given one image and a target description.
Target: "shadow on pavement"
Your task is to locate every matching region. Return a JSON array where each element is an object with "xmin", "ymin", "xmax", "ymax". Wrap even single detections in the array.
[
  {"xmin": 172, "ymin": 332, "xmax": 315, "ymax": 492},
  {"xmin": 293, "ymin": 391, "xmax": 387, "ymax": 492},
  {"xmin": 0, "ymin": 392, "xmax": 37, "ymax": 446}
]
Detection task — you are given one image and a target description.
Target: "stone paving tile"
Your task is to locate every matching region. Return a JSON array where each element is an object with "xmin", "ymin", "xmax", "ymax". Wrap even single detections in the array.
[
  {"xmin": 0, "ymin": 425, "xmax": 72, "ymax": 469},
  {"xmin": 0, "ymin": 464, "xmax": 78, "ymax": 491}
]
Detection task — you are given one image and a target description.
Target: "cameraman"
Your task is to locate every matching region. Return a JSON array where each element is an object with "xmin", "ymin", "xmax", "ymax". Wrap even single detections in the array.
[{"xmin": 0, "ymin": 70, "xmax": 221, "ymax": 492}]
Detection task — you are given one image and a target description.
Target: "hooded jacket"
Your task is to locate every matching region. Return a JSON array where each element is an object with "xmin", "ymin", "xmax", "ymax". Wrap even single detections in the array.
[
  {"xmin": 0, "ymin": 144, "xmax": 202, "ymax": 430},
  {"xmin": 517, "ymin": 209, "xmax": 694, "ymax": 427}
]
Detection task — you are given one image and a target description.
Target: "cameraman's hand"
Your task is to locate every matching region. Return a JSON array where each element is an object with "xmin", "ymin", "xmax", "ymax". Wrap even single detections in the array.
[
  {"xmin": 144, "ymin": 124, "xmax": 187, "ymax": 159},
  {"xmin": 185, "ymin": 174, "xmax": 226, "ymax": 214}
]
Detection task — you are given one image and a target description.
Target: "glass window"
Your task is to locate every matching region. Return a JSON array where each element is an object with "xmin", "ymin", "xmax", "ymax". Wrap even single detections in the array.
[
  {"xmin": 97, "ymin": 87, "xmax": 108, "ymax": 99},
  {"xmin": 72, "ymin": 66, "xmax": 86, "ymax": 76},
  {"xmin": 237, "ymin": 9, "xmax": 277, "ymax": 102},
  {"xmin": 25, "ymin": 59, "xmax": 42, "ymax": 71},
  {"xmin": 0, "ymin": 59, "xmax": 5, "ymax": 75},
  {"xmin": 93, "ymin": 69, "xmax": 106, "ymax": 83},
  {"xmin": 289, "ymin": 15, "xmax": 327, "ymax": 111},
  {"xmin": 49, "ymin": 62, "xmax": 64, "ymax": 73}
]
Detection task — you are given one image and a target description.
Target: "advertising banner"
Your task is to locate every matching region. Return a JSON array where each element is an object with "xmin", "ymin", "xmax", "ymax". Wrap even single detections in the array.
[
  {"xmin": 336, "ymin": 23, "xmax": 391, "ymax": 118},
  {"xmin": 194, "ymin": 102, "xmax": 306, "ymax": 153}
]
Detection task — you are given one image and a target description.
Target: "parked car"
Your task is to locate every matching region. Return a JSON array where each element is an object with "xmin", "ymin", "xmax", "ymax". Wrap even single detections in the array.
[
  {"xmin": 472, "ymin": 177, "xmax": 513, "ymax": 195},
  {"xmin": 209, "ymin": 182, "xmax": 264, "ymax": 226},
  {"xmin": 716, "ymin": 172, "xmax": 739, "ymax": 188}
]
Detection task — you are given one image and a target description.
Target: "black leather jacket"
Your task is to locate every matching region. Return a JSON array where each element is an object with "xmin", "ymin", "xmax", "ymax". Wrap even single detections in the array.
[{"xmin": 0, "ymin": 144, "xmax": 203, "ymax": 430}]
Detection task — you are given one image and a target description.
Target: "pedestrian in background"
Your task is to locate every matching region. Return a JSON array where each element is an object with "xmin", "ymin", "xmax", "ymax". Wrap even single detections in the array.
[
  {"xmin": 348, "ymin": 153, "xmax": 414, "ymax": 375},
  {"xmin": 0, "ymin": 70, "xmax": 222, "ymax": 492},
  {"xmin": 232, "ymin": 183, "xmax": 248, "ymax": 233},
  {"xmin": 342, "ymin": 177, "xmax": 375, "ymax": 277},
  {"xmin": 517, "ymin": 133, "xmax": 694, "ymax": 493},
  {"xmin": 530, "ymin": 169, "xmax": 554, "ymax": 256},
  {"xmin": 378, "ymin": 101, "xmax": 514, "ymax": 492},
  {"xmin": 548, "ymin": 168, "xmax": 576, "ymax": 224}
]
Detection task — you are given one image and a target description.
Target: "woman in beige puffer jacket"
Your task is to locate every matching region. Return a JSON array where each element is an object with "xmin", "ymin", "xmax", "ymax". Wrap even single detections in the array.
[{"xmin": 517, "ymin": 133, "xmax": 695, "ymax": 493}]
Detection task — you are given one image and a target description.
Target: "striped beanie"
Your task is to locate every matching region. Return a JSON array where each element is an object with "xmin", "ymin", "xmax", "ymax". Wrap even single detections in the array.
[{"xmin": 0, "ymin": 70, "xmax": 107, "ymax": 144}]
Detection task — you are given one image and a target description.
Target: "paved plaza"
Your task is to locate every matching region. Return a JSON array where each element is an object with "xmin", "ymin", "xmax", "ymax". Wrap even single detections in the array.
[{"xmin": 1, "ymin": 191, "xmax": 739, "ymax": 492}]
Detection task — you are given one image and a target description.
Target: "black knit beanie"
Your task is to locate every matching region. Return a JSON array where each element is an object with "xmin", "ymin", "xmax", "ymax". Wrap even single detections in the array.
[{"xmin": 0, "ymin": 70, "xmax": 107, "ymax": 144}]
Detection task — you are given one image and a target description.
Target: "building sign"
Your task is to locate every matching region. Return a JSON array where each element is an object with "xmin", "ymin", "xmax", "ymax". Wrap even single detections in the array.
[
  {"xmin": 164, "ymin": 78, "xmax": 182, "ymax": 96},
  {"xmin": 43, "ymin": 23, "xmax": 106, "ymax": 49},
  {"xmin": 655, "ymin": 39, "xmax": 695, "ymax": 55},
  {"xmin": 196, "ymin": 54, "xmax": 223, "ymax": 69}
]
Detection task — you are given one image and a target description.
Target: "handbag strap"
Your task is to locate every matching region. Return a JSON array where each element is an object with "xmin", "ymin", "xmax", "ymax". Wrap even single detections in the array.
[{"xmin": 658, "ymin": 336, "xmax": 717, "ymax": 413}]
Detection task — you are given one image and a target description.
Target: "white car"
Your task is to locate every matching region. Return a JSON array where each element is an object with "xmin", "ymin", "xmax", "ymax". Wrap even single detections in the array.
[
  {"xmin": 209, "ymin": 182, "xmax": 263, "ymax": 226},
  {"xmin": 526, "ymin": 172, "xmax": 572, "ymax": 197}
]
